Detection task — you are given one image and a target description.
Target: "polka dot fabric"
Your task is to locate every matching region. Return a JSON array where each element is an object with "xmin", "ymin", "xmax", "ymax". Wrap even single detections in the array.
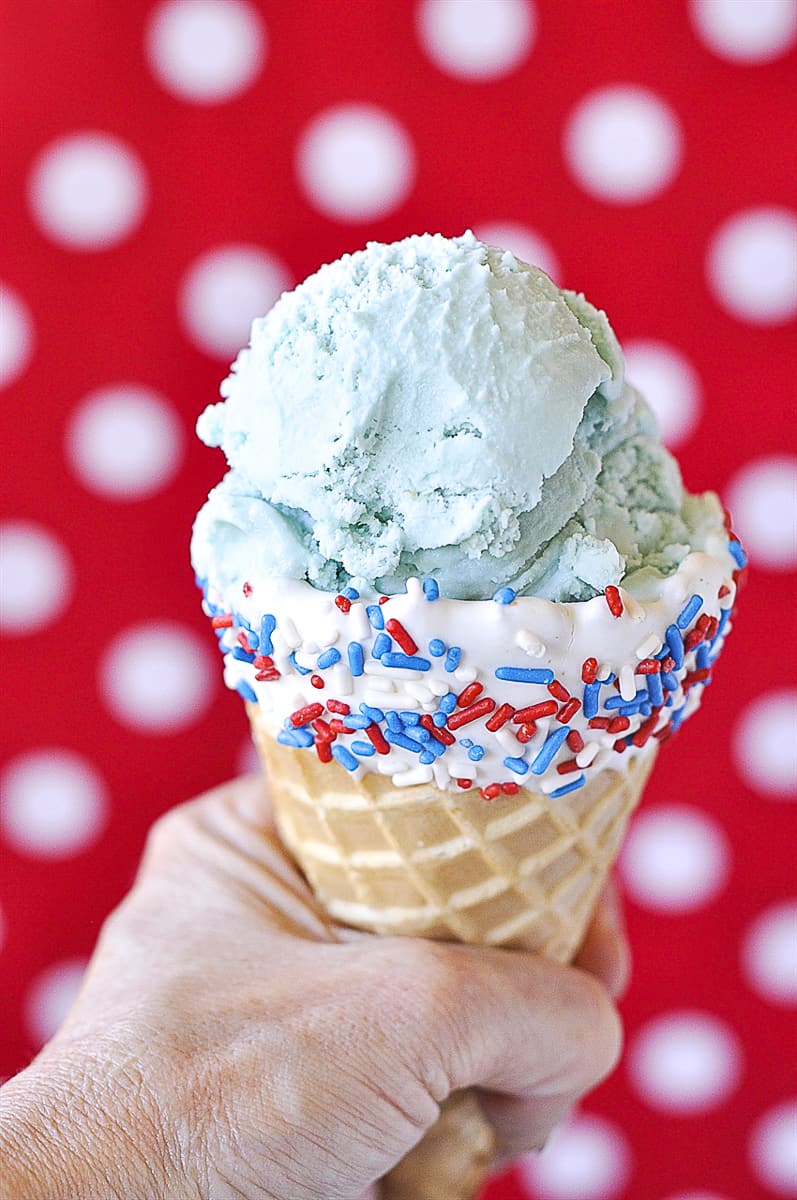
[{"xmin": 1, "ymin": 4, "xmax": 795, "ymax": 1197}]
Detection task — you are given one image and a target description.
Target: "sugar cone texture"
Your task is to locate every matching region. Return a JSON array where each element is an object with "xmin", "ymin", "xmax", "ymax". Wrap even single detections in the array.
[{"xmin": 248, "ymin": 705, "xmax": 656, "ymax": 1198}]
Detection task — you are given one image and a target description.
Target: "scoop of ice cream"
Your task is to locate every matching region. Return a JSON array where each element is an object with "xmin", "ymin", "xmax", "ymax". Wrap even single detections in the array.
[{"xmin": 192, "ymin": 231, "xmax": 722, "ymax": 602}]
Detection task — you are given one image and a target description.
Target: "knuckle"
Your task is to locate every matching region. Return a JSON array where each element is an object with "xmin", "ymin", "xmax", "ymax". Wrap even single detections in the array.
[{"xmin": 568, "ymin": 970, "xmax": 624, "ymax": 1089}]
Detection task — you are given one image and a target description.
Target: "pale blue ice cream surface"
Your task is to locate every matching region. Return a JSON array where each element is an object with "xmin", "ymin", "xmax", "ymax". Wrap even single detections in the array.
[{"xmin": 191, "ymin": 232, "xmax": 723, "ymax": 602}]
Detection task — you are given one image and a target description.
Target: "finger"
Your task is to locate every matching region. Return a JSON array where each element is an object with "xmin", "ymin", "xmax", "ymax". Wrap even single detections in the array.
[
  {"xmin": 476, "ymin": 1091, "xmax": 572, "ymax": 1162},
  {"xmin": 575, "ymin": 878, "xmax": 631, "ymax": 999}
]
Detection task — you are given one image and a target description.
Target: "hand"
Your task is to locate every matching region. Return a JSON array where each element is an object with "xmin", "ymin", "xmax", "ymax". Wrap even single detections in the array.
[{"xmin": 0, "ymin": 776, "xmax": 626, "ymax": 1200}]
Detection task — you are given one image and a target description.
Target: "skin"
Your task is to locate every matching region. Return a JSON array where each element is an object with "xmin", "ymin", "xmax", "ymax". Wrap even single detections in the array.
[{"xmin": 0, "ymin": 776, "xmax": 630, "ymax": 1200}]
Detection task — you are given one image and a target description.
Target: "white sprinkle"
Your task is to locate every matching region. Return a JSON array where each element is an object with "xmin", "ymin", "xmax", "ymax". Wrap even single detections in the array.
[
  {"xmin": 389, "ymin": 692, "xmax": 421, "ymax": 709},
  {"xmin": 328, "ymin": 665, "xmax": 353, "ymax": 696},
  {"xmin": 620, "ymin": 665, "xmax": 637, "ymax": 701},
  {"xmin": 597, "ymin": 662, "xmax": 613, "ymax": 682},
  {"xmin": 364, "ymin": 678, "xmax": 395, "ymax": 694},
  {"xmin": 392, "ymin": 765, "xmax": 434, "ymax": 788},
  {"xmin": 404, "ymin": 681, "xmax": 434, "ymax": 702},
  {"xmin": 288, "ymin": 690, "xmax": 306, "ymax": 711},
  {"xmin": 515, "ymin": 628, "xmax": 546, "ymax": 657},
  {"xmin": 446, "ymin": 758, "xmax": 475, "ymax": 778},
  {"xmin": 576, "ymin": 741, "xmax": 601, "ymax": 768},
  {"xmin": 454, "ymin": 665, "xmax": 478, "ymax": 684},
  {"xmin": 427, "ymin": 676, "xmax": 450, "ymax": 696},
  {"xmin": 293, "ymin": 649, "xmax": 316, "ymax": 670},
  {"xmin": 301, "ymin": 640, "xmax": 320, "ymax": 655},
  {"xmin": 363, "ymin": 661, "xmax": 423, "ymax": 680},
  {"xmin": 376, "ymin": 752, "xmax": 403, "ymax": 774},
  {"xmin": 432, "ymin": 761, "xmax": 449, "ymax": 788},
  {"xmin": 280, "ymin": 617, "xmax": 301, "ymax": 648},
  {"xmin": 623, "ymin": 592, "xmax": 646, "ymax": 622},
  {"xmin": 316, "ymin": 625, "xmax": 340, "ymax": 647},
  {"xmin": 496, "ymin": 728, "xmax": 519, "ymax": 754},
  {"xmin": 405, "ymin": 577, "xmax": 423, "ymax": 599},
  {"xmin": 348, "ymin": 602, "xmax": 371, "ymax": 640},
  {"xmin": 635, "ymin": 633, "xmax": 661, "ymax": 659}
]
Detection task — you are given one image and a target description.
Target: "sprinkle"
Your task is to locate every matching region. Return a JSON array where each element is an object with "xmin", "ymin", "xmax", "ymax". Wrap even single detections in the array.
[
  {"xmin": 635, "ymin": 633, "xmax": 660, "ymax": 660},
  {"xmin": 457, "ymin": 681, "xmax": 483, "ymax": 707},
  {"xmin": 661, "ymin": 671, "xmax": 679, "ymax": 693},
  {"xmin": 290, "ymin": 702, "xmax": 324, "ymax": 727},
  {"xmin": 255, "ymin": 668, "xmax": 280, "ymax": 682},
  {"xmin": 334, "ymin": 594, "xmax": 351, "ymax": 613},
  {"xmin": 454, "ymin": 665, "xmax": 478, "ymax": 684},
  {"xmin": 604, "ymin": 586, "xmax": 623, "ymax": 617},
  {"xmin": 358, "ymin": 703, "xmax": 383, "ymax": 723},
  {"xmin": 429, "ymin": 638, "xmax": 446, "ymax": 657},
  {"xmin": 493, "ymin": 587, "xmax": 516, "ymax": 604},
  {"xmin": 728, "ymin": 539, "xmax": 747, "ymax": 568},
  {"xmin": 513, "ymin": 700, "xmax": 557, "ymax": 722},
  {"xmin": 581, "ymin": 657, "xmax": 598, "ymax": 684},
  {"xmin": 557, "ymin": 698, "xmax": 581, "ymax": 724},
  {"xmin": 665, "ymin": 625, "xmax": 685, "ymax": 669},
  {"xmin": 211, "ymin": 613, "xmax": 233, "ymax": 629},
  {"xmin": 423, "ymin": 578, "xmax": 440, "ymax": 600},
  {"xmin": 331, "ymin": 744, "xmax": 360, "ymax": 772},
  {"xmin": 548, "ymin": 680, "xmax": 570, "ymax": 702},
  {"xmin": 632, "ymin": 713, "xmax": 660, "ymax": 747},
  {"xmin": 684, "ymin": 627, "xmax": 705, "ymax": 652},
  {"xmin": 350, "ymin": 740, "xmax": 376, "ymax": 757},
  {"xmin": 343, "ymin": 587, "xmax": 359, "ymax": 600},
  {"xmin": 577, "ymin": 742, "xmax": 601, "ymax": 768},
  {"xmin": 445, "ymin": 646, "xmax": 462, "ymax": 672},
  {"xmin": 317, "ymin": 647, "xmax": 341, "ymax": 669},
  {"xmin": 347, "ymin": 642, "xmax": 364, "ymax": 677},
  {"xmin": 385, "ymin": 711, "xmax": 404, "ymax": 733},
  {"xmin": 233, "ymin": 612, "xmax": 251, "ymax": 632},
  {"xmin": 557, "ymin": 757, "xmax": 581, "ymax": 775},
  {"xmin": 364, "ymin": 723, "xmax": 390, "ymax": 754},
  {"xmin": 486, "ymin": 703, "xmax": 515, "ymax": 731},
  {"xmin": 311, "ymin": 718, "xmax": 334, "ymax": 740},
  {"xmin": 399, "ymin": 711, "xmax": 420, "ymax": 725},
  {"xmin": 420, "ymin": 714, "xmax": 455, "ymax": 745},
  {"xmin": 447, "ymin": 697, "xmax": 497, "ymax": 729},
  {"xmin": 310, "ymin": 674, "xmax": 324, "ymax": 689},
  {"xmin": 326, "ymin": 698, "xmax": 350, "ymax": 715},
  {"xmin": 468, "ymin": 745, "xmax": 486, "ymax": 761},
  {"xmin": 235, "ymin": 680, "xmax": 258, "ymax": 703},
  {"xmin": 379, "ymin": 595, "xmax": 390, "ymax": 605},
  {"xmin": 614, "ymin": 739, "xmax": 628, "ymax": 753},
  {"xmin": 504, "ymin": 756, "xmax": 529, "ymax": 775},
  {"xmin": 385, "ymin": 730, "xmax": 425, "ymax": 754},
  {"xmin": 372, "ymin": 632, "xmax": 392, "ymax": 659},
  {"xmin": 683, "ymin": 668, "xmax": 711, "ymax": 688},
  {"xmin": 419, "ymin": 750, "xmax": 436, "ymax": 765},
  {"xmin": 495, "ymin": 666, "xmax": 554, "ymax": 684},
  {"xmin": 342, "ymin": 714, "xmax": 370, "ymax": 730},
  {"xmin": 516, "ymin": 723, "xmax": 537, "ymax": 743},
  {"xmin": 501, "ymin": 781, "xmax": 520, "ymax": 795},
  {"xmin": 456, "ymin": 778, "xmax": 473, "ymax": 789},
  {"xmin": 582, "ymin": 682, "xmax": 601, "ymax": 719},
  {"xmin": 289, "ymin": 651, "xmax": 311, "ymax": 676},
  {"xmin": 549, "ymin": 775, "xmax": 586, "ymax": 798},
  {"xmin": 315, "ymin": 740, "xmax": 333, "ymax": 763},
  {"xmin": 481, "ymin": 783, "xmax": 502, "ymax": 801},
  {"xmin": 242, "ymin": 581, "xmax": 252, "ymax": 597},
  {"xmin": 259, "ymin": 614, "xmax": 277, "ymax": 655},
  {"xmin": 432, "ymin": 711, "xmax": 448, "ymax": 726},
  {"xmin": 516, "ymin": 629, "xmax": 546, "ymax": 656},
  {"xmin": 644, "ymin": 670, "xmax": 663, "ymax": 706},
  {"xmin": 677, "ymin": 593, "xmax": 704, "ymax": 630},
  {"xmin": 607, "ymin": 716, "xmax": 630, "ymax": 734},
  {"xmin": 605, "ymin": 691, "xmax": 646, "ymax": 710},
  {"xmin": 439, "ymin": 693, "xmax": 457, "ymax": 714},
  {"xmin": 696, "ymin": 644, "xmax": 711, "ymax": 670},
  {"xmin": 382, "ymin": 652, "xmax": 431, "ymax": 671},
  {"xmin": 636, "ymin": 658, "xmax": 661, "ymax": 674},
  {"xmin": 366, "ymin": 605, "xmax": 385, "ymax": 630},
  {"xmin": 530, "ymin": 726, "xmax": 570, "ymax": 775},
  {"xmin": 619, "ymin": 665, "xmax": 637, "ymax": 701},
  {"xmin": 385, "ymin": 619, "xmax": 418, "ymax": 655},
  {"xmin": 277, "ymin": 728, "xmax": 313, "ymax": 748},
  {"xmin": 566, "ymin": 729, "xmax": 584, "ymax": 753},
  {"xmin": 393, "ymin": 766, "xmax": 434, "ymax": 788},
  {"xmin": 718, "ymin": 583, "xmax": 731, "ymax": 600}
]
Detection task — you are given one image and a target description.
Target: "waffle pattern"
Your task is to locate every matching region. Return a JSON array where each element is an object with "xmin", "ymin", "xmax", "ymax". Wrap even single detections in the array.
[{"xmin": 249, "ymin": 706, "xmax": 656, "ymax": 963}]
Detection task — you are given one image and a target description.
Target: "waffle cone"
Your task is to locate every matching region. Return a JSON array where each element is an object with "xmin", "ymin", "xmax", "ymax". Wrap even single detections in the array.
[{"xmin": 248, "ymin": 705, "xmax": 656, "ymax": 1198}]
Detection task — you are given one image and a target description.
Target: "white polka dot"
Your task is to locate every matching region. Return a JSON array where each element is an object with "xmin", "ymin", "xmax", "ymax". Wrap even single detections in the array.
[
  {"xmin": 99, "ymin": 621, "xmax": 215, "ymax": 734},
  {"xmin": 564, "ymin": 85, "xmax": 682, "ymax": 204},
  {"xmin": 0, "ymin": 750, "xmax": 108, "ymax": 859},
  {"xmin": 619, "ymin": 804, "xmax": 731, "ymax": 913},
  {"xmin": 628, "ymin": 1011, "xmax": 742, "ymax": 1114},
  {"xmin": 518, "ymin": 1112, "xmax": 631, "ymax": 1200},
  {"xmin": 726, "ymin": 455, "xmax": 797, "ymax": 570},
  {"xmin": 742, "ymin": 901, "xmax": 797, "ymax": 1006},
  {"xmin": 146, "ymin": 0, "xmax": 265, "ymax": 104},
  {"xmin": 25, "ymin": 958, "xmax": 88, "ymax": 1048},
  {"xmin": 623, "ymin": 340, "xmax": 702, "ymax": 448},
  {"xmin": 473, "ymin": 220, "xmax": 560, "ymax": 282},
  {"xmin": 179, "ymin": 244, "xmax": 291, "ymax": 360},
  {"xmin": 416, "ymin": 0, "xmax": 535, "ymax": 81},
  {"xmin": 296, "ymin": 104, "xmax": 416, "ymax": 222},
  {"xmin": 28, "ymin": 132, "xmax": 148, "ymax": 251},
  {"xmin": 0, "ymin": 520, "xmax": 73, "ymax": 635},
  {"xmin": 749, "ymin": 1100, "xmax": 797, "ymax": 1196},
  {"xmin": 66, "ymin": 384, "xmax": 183, "ymax": 500},
  {"xmin": 691, "ymin": 0, "xmax": 796, "ymax": 64},
  {"xmin": 707, "ymin": 207, "xmax": 797, "ymax": 324},
  {"xmin": 0, "ymin": 284, "xmax": 34, "ymax": 390},
  {"xmin": 734, "ymin": 689, "xmax": 797, "ymax": 798}
]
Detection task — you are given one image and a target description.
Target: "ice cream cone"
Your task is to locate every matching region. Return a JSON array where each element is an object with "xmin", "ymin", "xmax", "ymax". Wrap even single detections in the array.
[{"xmin": 249, "ymin": 708, "xmax": 656, "ymax": 1197}]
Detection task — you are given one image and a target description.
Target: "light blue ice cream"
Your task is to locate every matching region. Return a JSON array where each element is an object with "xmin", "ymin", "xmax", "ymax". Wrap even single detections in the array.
[{"xmin": 191, "ymin": 232, "xmax": 723, "ymax": 602}]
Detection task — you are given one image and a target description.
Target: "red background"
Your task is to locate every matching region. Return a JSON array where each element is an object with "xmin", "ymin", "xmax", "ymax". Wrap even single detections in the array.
[{"xmin": 1, "ymin": 3, "xmax": 795, "ymax": 1198}]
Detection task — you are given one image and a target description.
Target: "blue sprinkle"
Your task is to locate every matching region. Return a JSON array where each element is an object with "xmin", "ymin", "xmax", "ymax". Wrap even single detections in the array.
[
  {"xmin": 399, "ymin": 711, "xmax": 420, "ymax": 725},
  {"xmin": 342, "ymin": 714, "xmax": 369, "ymax": 729},
  {"xmin": 386, "ymin": 711, "xmax": 405, "ymax": 733},
  {"xmin": 432, "ymin": 711, "xmax": 448, "ymax": 726},
  {"xmin": 424, "ymin": 737, "xmax": 446, "ymax": 759},
  {"xmin": 242, "ymin": 629, "xmax": 259, "ymax": 649},
  {"xmin": 360, "ymin": 703, "xmax": 384, "ymax": 724},
  {"xmin": 382, "ymin": 653, "xmax": 431, "ymax": 671},
  {"xmin": 661, "ymin": 671, "xmax": 679, "ymax": 692},
  {"xmin": 605, "ymin": 690, "xmax": 647, "ymax": 710},
  {"xmin": 429, "ymin": 638, "xmax": 446, "ymax": 657},
  {"xmin": 232, "ymin": 646, "xmax": 255, "ymax": 663},
  {"xmin": 549, "ymin": 775, "xmax": 586, "ymax": 799},
  {"xmin": 259, "ymin": 614, "xmax": 276, "ymax": 655},
  {"xmin": 504, "ymin": 756, "xmax": 529, "ymax": 776},
  {"xmin": 655, "ymin": 645, "xmax": 671, "ymax": 660},
  {"xmin": 277, "ymin": 730, "xmax": 299, "ymax": 747},
  {"xmin": 234, "ymin": 612, "xmax": 252, "ymax": 631},
  {"xmin": 493, "ymin": 587, "xmax": 516, "ymax": 604},
  {"xmin": 289, "ymin": 651, "xmax": 311, "ymax": 676},
  {"xmin": 372, "ymin": 632, "xmax": 392, "ymax": 659},
  {"xmin": 714, "ymin": 607, "xmax": 731, "ymax": 642},
  {"xmin": 459, "ymin": 738, "xmax": 474, "ymax": 749},
  {"xmin": 366, "ymin": 604, "xmax": 385, "ymax": 630},
  {"xmin": 640, "ymin": 702, "xmax": 652, "ymax": 717},
  {"xmin": 331, "ymin": 744, "xmax": 360, "ymax": 772},
  {"xmin": 647, "ymin": 672, "xmax": 664, "ymax": 707},
  {"xmin": 670, "ymin": 705, "xmax": 686, "ymax": 732},
  {"xmin": 415, "ymin": 727, "xmax": 431, "ymax": 742},
  {"xmin": 350, "ymin": 740, "xmax": 376, "ymax": 757},
  {"xmin": 348, "ymin": 641, "xmax": 364, "ymax": 677},
  {"xmin": 419, "ymin": 750, "xmax": 436, "ymax": 765},
  {"xmin": 468, "ymin": 744, "xmax": 485, "ymax": 761},
  {"xmin": 385, "ymin": 730, "xmax": 424, "ymax": 754},
  {"xmin": 696, "ymin": 644, "xmax": 710, "ymax": 670},
  {"xmin": 495, "ymin": 666, "xmax": 555, "ymax": 684},
  {"xmin": 666, "ymin": 625, "xmax": 685, "ymax": 669},
  {"xmin": 728, "ymin": 539, "xmax": 747, "ymax": 568},
  {"xmin": 278, "ymin": 727, "xmax": 314, "ymax": 748},
  {"xmin": 617, "ymin": 702, "xmax": 647, "ymax": 717},
  {"xmin": 444, "ymin": 646, "xmax": 462, "ymax": 672},
  {"xmin": 583, "ymin": 681, "xmax": 601, "ymax": 719},
  {"xmin": 601, "ymin": 672, "xmax": 617, "ymax": 685},
  {"xmin": 439, "ymin": 692, "xmax": 457, "ymax": 714},
  {"xmin": 317, "ymin": 647, "xmax": 341, "ymax": 669},
  {"xmin": 677, "ymin": 593, "xmax": 704, "ymax": 630},
  {"xmin": 530, "ymin": 726, "xmax": 570, "ymax": 775},
  {"xmin": 343, "ymin": 586, "xmax": 360, "ymax": 600},
  {"xmin": 235, "ymin": 680, "xmax": 258, "ymax": 704},
  {"xmin": 423, "ymin": 578, "xmax": 440, "ymax": 600}
]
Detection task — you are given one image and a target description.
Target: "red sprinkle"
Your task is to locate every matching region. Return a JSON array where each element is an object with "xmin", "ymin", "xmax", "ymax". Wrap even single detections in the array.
[
  {"xmin": 457, "ymin": 681, "xmax": 483, "ymax": 707},
  {"xmin": 315, "ymin": 740, "xmax": 333, "ymax": 763},
  {"xmin": 632, "ymin": 714, "xmax": 660, "ymax": 747},
  {"xmin": 326, "ymin": 699, "xmax": 350, "ymax": 715},
  {"xmin": 654, "ymin": 724, "xmax": 673, "ymax": 742},
  {"xmin": 501, "ymin": 781, "xmax": 520, "ymax": 795},
  {"xmin": 683, "ymin": 668, "xmax": 711, "ymax": 689},
  {"xmin": 486, "ymin": 703, "xmax": 515, "ymax": 732},
  {"xmin": 704, "ymin": 616, "xmax": 719, "ymax": 640},
  {"xmin": 456, "ymin": 778, "xmax": 473, "ymax": 790},
  {"xmin": 420, "ymin": 714, "xmax": 455, "ymax": 745},
  {"xmin": 604, "ymin": 585, "xmax": 623, "ymax": 617},
  {"xmin": 660, "ymin": 656, "xmax": 676, "ymax": 673},
  {"xmin": 636, "ymin": 658, "xmax": 661, "ymax": 674},
  {"xmin": 481, "ymin": 783, "xmax": 502, "ymax": 801},
  {"xmin": 334, "ymin": 594, "xmax": 351, "ymax": 613},
  {"xmin": 447, "ymin": 697, "xmax": 496, "ymax": 730},
  {"xmin": 516, "ymin": 722, "xmax": 537, "ymax": 743},
  {"xmin": 365, "ymin": 723, "xmax": 391, "ymax": 755},
  {"xmin": 548, "ymin": 680, "xmax": 570, "ymax": 702},
  {"xmin": 718, "ymin": 584, "xmax": 731, "ymax": 599},
  {"xmin": 557, "ymin": 698, "xmax": 581, "ymax": 724},
  {"xmin": 237, "ymin": 630, "xmax": 254, "ymax": 652},
  {"xmin": 211, "ymin": 614, "xmax": 233, "ymax": 629},
  {"xmin": 255, "ymin": 668, "xmax": 280, "ymax": 682},
  {"xmin": 311, "ymin": 718, "xmax": 334, "ymax": 741},
  {"xmin": 242, "ymin": 581, "xmax": 252, "ymax": 597},
  {"xmin": 557, "ymin": 757, "xmax": 581, "ymax": 775},
  {"xmin": 514, "ymin": 700, "xmax": 557, "ymax": 722},
  {"xmin": 567, "ymin": 729, "xmax": 584, "ymax": 753},
  {"xmin": 310, "ymin": 674, "xmax": 324, "ymax": 690},
  {"xmin": 614, "ymin": 740, "xmax": 628, "ymax": 753},
  {"xmin": 607, "ymin": 716, "xmax": 630, "ymax": 734},
  {"xmin": 253, "ymin": 655, "xmax": 274, "ymax": 669},
  {"xmin": 329, "ymin": 718, "xmax": 349, "ymax": 735},
  {"xmin": 696, "ymin": 614, "xmax": 713, "ymax": 634},
  {"xmin": 385, "ymin": 618, "xmax": 418, "ymax": 656},
  {"xmin": 588, "ymin": 717, "xmax": 611, "ymax": 730},
  {"xmin": 684, "ymin": 628, "xmax": 705, "ymax": 652},
  {"xmin": 290, "ymin": 703, "xmax": 324, "ymax": 727},
  {"xmin": 582, "ymin": 657, "xmax": 598, "ymax": 684},
  {"xmin": 378, "ymin": 595, "xmax": 390, "ymax": 605}
]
